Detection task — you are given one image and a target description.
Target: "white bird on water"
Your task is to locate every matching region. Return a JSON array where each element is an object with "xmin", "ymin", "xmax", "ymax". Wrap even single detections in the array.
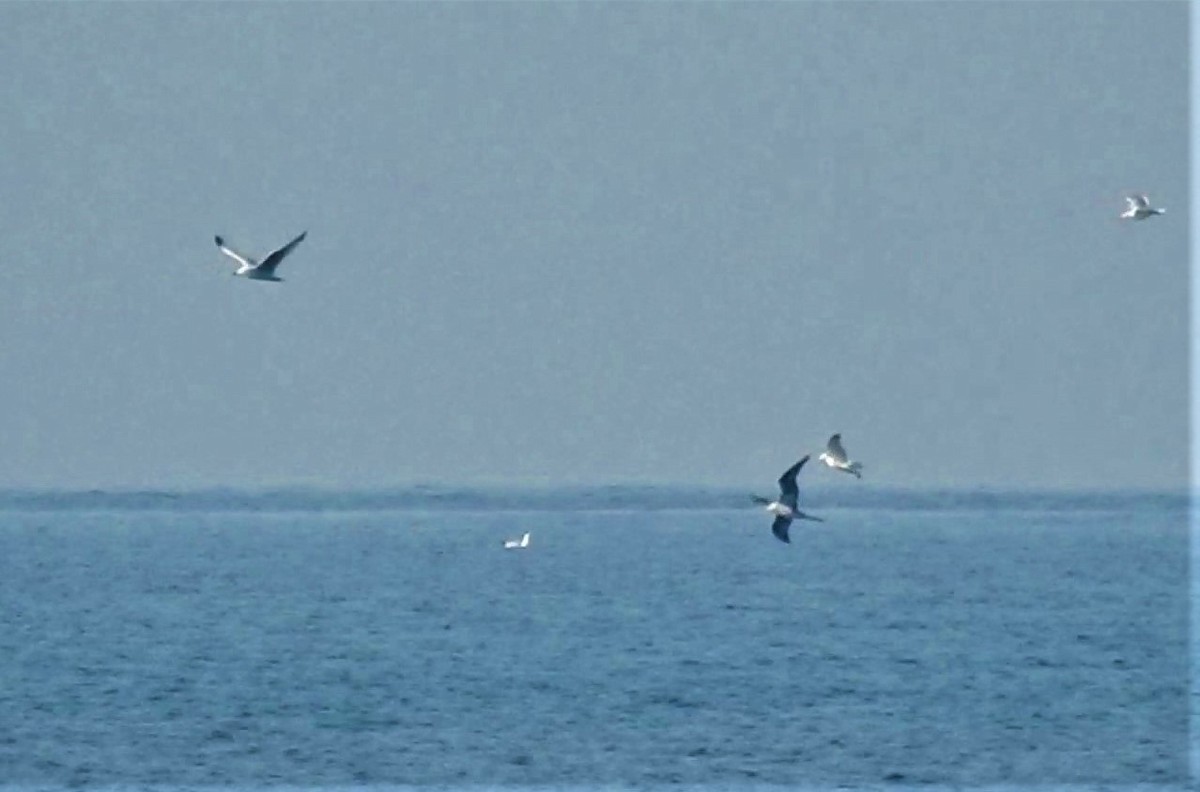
[
  {"xmin": 503, "ymin": 532, "xmax": 531, "ymax": 550},
  {"xmin": 1120, "ymin": 194, "xmax": 1165, "ymax": 221},
  {"xmin": 818, "ymin": 434, "xmax": 863, "ymax": 479},
  {"xmin": 215, "ymin": 231, "xmax": 307, "ymax": 281},
  {"xmin": 752, "ymin": 455, "xmax": 822, "ymax": 544}
]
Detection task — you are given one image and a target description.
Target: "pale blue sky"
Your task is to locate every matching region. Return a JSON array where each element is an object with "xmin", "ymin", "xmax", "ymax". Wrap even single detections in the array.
[{"xmin": 0, "ymin": 2, "xmax": 1187, "ymax": 491}]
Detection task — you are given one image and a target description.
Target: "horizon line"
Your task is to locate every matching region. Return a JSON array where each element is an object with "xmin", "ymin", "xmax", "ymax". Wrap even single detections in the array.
[{"xmin": 0, "ymin": 481, "xmax": 1188, "ymax": 498}]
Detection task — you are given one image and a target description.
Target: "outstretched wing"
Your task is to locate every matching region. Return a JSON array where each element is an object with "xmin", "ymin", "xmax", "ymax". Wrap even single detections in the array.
[
  {"xmin": 826, "ymin": 434, "xmax": 850, "ymax": 463},
  {"xmin": 214, "ymin": 236, "xmax": 255, "ymax": 268},
  {"xmin": 1127, "ymin": 194, "xmax": 1150, "ymax": 209},
  {"xmin": 770, "ymin": 515, "xmax": 792, "ymax": 543},
  {"xmin": 258, "ymin": 231, "xmax": 308, "ymax": 274},
  {"xmin": 777, "ymin": 455, "xmax": 810, "ymax": 508}
]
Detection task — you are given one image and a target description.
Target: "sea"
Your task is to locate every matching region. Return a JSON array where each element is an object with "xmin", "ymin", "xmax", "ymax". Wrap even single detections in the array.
[{"xmin": 0, "ymin": 486, "xmax": 1191, "ymax": 791}]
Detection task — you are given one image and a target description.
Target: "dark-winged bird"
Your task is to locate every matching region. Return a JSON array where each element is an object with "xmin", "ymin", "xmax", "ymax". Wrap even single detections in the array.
[{"xmin": 752, "ymin": 455, "xmax": 823, "ymax": 543}]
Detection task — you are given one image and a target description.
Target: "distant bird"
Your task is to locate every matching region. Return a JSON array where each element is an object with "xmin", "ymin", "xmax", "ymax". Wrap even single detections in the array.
[
  {"xmin": 1120, "ymin": 194, "xmax": 1165, "ymax": 221},
  {"xmin": 752, "ymin": 455, "xmax": 823, "ymax": 543},
  {"xmin": 818, "ymin": 434, "xmax": 863, "ymax": 479},
  {"xmin": 214, "ymin": 231, "xmax": 307, "ymax": 281},
  {"xmin": 503, "ymin": 532, "xmax": 531, "ymax": 550}
]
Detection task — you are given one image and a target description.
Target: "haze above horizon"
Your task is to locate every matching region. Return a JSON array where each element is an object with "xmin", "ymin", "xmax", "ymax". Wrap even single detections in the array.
[{"xmin": 0, "ymin": 3, "xmax": 1187, "ymax": 492}]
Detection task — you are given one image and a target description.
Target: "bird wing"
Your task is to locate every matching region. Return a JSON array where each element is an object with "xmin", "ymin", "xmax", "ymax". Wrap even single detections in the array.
[
  {"xmin": 776, "ymin": 455, "xmax": 809, "ymax": 508},
  {"xmin": 1128, "ymin": 194, "xmax": 1150, "ymax": 208},
  {"xmin": 770, "ymin": 515, "xmax": 792, "ymax": 543},
  {"xmin": 258, "ymin": 231, "xmax": 308, "ymax": 274},
  {"xmin": 826, "ymin": 434, "xmax": 849, "ymax": 463},
  {"xmin": 214, "ymin": 236, "xmax": 255, "ymax": 268}
]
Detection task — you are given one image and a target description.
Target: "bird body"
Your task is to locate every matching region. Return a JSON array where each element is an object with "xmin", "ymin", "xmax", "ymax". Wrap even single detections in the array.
[
  {"xmin": 763, "ymin": 500, "xmax": 795, "ymax": 519},
  {"xmin": 818, "ymin": 433, "xmax": 863, "ymax": 479},
  {"xmin": 1120, "ymin": 195, "xmax": 1165, "ymax": 221},
  {"xmin": 215, "ymin": 231, "xmax": 308, "ymax": 281},
  {"xmin": 754, "ymin": 455, "xmax": 822, "ymax": 543},
  {"xmin": 503, "ymin": 532, "xmax": 531, "ymax": 550}
]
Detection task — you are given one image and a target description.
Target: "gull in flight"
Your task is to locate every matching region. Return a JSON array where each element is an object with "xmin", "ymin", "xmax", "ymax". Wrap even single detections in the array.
[
  {"xmin": 503, "ymin": 532, "xmax": 531, "ymax": 550},
  {"xmin": 215, "ymin": 231, "xmax": 307, "ymax": 281},
  {"xmin": 818, "ymin": 434, "xmax": 863, "ymax": 479},
  {"xmin": 1120, "ymin": 194, "xmax": 1165, "ymax": 221},
  {"xmin": 752, "ymin": 455, "xmax": 822, "ymax": 544}
]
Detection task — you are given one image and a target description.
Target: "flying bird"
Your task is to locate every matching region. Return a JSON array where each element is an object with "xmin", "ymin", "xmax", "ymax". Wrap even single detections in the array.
[
  {"xmin": 214, "ymin": 231, "xmax": 308, "ymax": 281},
  {"xmin": 752, "ymin": 455, "xmax": 823, "ymax": 543},
  {"xmin": 1120, "ymin": 194, "xmax": 1165, "ymax": 221},
  {"xmin": 503, "ymin": 532, "xmax": 531, "ymax": 550},
  {"xmin": 818, "ymin": 434, "xmax": 863, "ymax": 479}
]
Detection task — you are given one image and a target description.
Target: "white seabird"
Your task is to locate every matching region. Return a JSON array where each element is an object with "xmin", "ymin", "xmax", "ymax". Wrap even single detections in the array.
[
  {"xmin": 503, "ymin": 532, "xmax": 531, "ymax": 550},
  {"xmin": 1120, "ymin": 194, "xmax": 1165, "ymax": 221},
  {"xmin": 215, "ymin": 231, "xmax": 308, "ymax": 281},
  {"xmin": 818, "ymin": 434, "xmax": 863, "ymax": 479},
  {"xmin": 752, "ymin": 455, "xmax": 822, "ymax": 544}
]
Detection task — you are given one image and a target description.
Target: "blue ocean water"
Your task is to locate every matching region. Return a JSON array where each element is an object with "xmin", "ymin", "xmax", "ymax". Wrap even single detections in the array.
[{"xmin": 0, "ymin": 488, "xmax": 1189, "ymax": 789}]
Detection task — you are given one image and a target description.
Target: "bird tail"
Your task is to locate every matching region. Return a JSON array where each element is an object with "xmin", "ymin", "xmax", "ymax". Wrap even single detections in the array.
[
  {"xmin": 849, "ymin": 462, "xmax": 863, "ymax": 479},
  {"xmin": 751, "ymin": 495, "xmax": 771, "ymax": 506}
]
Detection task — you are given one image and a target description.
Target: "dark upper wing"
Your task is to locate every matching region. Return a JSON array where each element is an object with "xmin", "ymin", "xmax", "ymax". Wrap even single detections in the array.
[
  {"xmin": 771, "ymin": 515, "xmax": 792, "ymax": 543},
  {"xmin": 826, "ymin": 434, "xmax": 849, "ymax": 462},
  {"xmin": 776, "ymin": 455, "xmax": 809, "ymax": 507},
  {"xmin": 258, "ymin": 231, "xmax": 308, "ymax": 274}
]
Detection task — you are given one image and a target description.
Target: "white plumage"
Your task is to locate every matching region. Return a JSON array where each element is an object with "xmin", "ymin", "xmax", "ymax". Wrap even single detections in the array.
[
  {"xmin": 1120, "ymin": 194, "xmax": 1165, "ymax": 221},
  {"xmin": 818, "ymin": 433, "xmax": 863, "ymax": 479},
  {"xmin": 215, "ymin": 231, "xmax": 308, "ymax": 281},
  {"xmin": 503, "ymin": 532, "xmax": 531, "ymax": 550}
]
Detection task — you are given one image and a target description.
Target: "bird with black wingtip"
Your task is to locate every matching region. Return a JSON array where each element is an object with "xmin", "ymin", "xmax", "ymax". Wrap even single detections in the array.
[{"xmin": 214, "ymin": 230, "xmax": 307, "ymax": 282}]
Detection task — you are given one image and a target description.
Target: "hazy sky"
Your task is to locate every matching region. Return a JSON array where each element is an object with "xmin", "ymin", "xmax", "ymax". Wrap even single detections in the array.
[{"xmin": 0, "ymin": 2, "xmax": 1187, "ymax": 491}]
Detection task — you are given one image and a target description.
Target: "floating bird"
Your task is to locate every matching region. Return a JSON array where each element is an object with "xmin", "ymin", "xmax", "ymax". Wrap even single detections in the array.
[
  {"xmin": 752, "ymin": 455, "xmax": 822, "ymax": 543},
  {"xmin": 503, "ymin": 532, "xmax": 531, "ymax": 550},
  {"xmin": 818, "ymin": 434, "xmax": 863, "ymax": 479},
  {"xmin": 214, "ymin": 231, "xmax": 307, "ymax": 281},
  {"xmin": 1120, "ymin": 194, "xmax": 1165, "ymax": 221}
]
